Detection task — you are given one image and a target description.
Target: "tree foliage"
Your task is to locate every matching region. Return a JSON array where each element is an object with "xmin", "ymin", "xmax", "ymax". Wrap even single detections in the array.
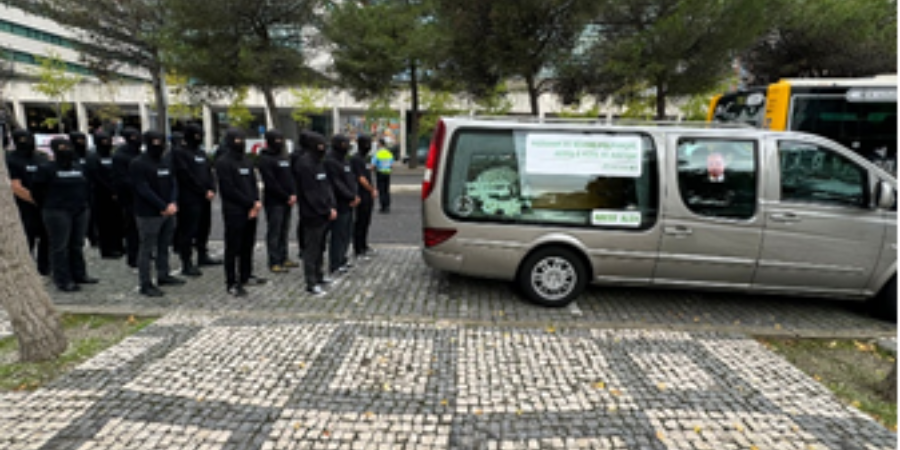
[
  {"xmin": 324, "ymin": 0, "xmax": 442, "ymax": 167},
  {"xmin": 435, "ymin": 0, "xmax": 598, "ymax": 116},
  {"xmin": 560, "ymin": 0, "xmax": 774, "ymax": 119},
  {"xmin": 741, "ymin": 0, "xmax": 897, "ymax": 84},
  {"xmin": 290, "ymin": 86, "xmax": 326, "ymax": 129},
  {"xmin": 32, "ymin": 52, "xmax": 81, "ymax": 132},
  {"xmin": 226, "ymin": 87, "xmax": 256, "ymax": 130}
]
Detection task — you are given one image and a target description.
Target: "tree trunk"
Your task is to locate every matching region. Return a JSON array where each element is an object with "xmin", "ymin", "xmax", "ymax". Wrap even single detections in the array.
[
  {"xmin": 656, "ymin": 79, "xmax": 667, "ymax": 120},
  {"xmin": 262, "ymin": 86, "xmax": 277, "ymax": 132},
  {"xmin": 408, "ymin": 61, "xmax": 419, "ymax": 168},
  {"xmin": 878, "ymin": 364, "xmax": 897, "ymax": 403},
  {"xmin": 56, "ymin": 103, "xmax": 63, "ymax": 133},
  {"xmin": 0, "ymin": 158, "xmax": 67, "ymax": 362},
  {"xmin": 525, "ymin": 74, "xmax": 540, "ymax": 117},
  {"xmin": 151, "ymin": 66, "xmax": 168, "ymax": 133}
]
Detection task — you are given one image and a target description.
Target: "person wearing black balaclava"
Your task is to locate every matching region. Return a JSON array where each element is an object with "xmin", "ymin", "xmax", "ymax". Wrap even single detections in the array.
[
  {"xmin": 295, "ymin": 131, "xmax": 336, "ymax": 296},
  {"xmin": 215, "ymin": 128, "xmax": 266, "ymax": 297},
  {"xmin": 130, "ymin": 130, "xmax": 184, "ymax": 297},
  {"xmin": 31, "ymin": 138, "xmax": 98, "ymax": 292},
  {"xmin": 85, "ymin": 131, "xmax": 125, "ymax": 258},
  {"xmin": 257, "ymin": 129, "xmax": 297, "ymax": 273},
  {"xmin": 291, "ymin": 130, "xmax": 312, "ymax": 260},
  {"xmin": 69, "ymin": 131, "xmax": 99, "ymax": 248},
  {"xmin": 112, "ymin": 127, "xmax": 143, "ymax": 268},
  {"xmin": 6, "ymin": 130, "xmax": 50, "ymax": 275},
  {"xmin": 323, "ymin": 133, "xmax": 359, "ymax": 275},
  {"xmin": 177, "ymin": 125, "xmax": 220, "ymax": 267},
  {"xmin": 350, "ymin": 133, "xmax": 377, "ymax": 259}
]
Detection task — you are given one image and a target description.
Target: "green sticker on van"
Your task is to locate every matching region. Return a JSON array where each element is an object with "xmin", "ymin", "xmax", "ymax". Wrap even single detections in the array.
[{"xmin": 591, "ymin": 210, "xmax": 642, "ymax": 227}]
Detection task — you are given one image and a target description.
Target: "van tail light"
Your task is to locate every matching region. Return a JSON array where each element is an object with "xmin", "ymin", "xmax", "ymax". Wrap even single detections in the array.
[
  {"xmin": 422, "ymin": 120, "xmax": 446, "ymax": 200},
  {"xmin": 424, "ymin": 227, "xmax": 456, "ymax": 248}
]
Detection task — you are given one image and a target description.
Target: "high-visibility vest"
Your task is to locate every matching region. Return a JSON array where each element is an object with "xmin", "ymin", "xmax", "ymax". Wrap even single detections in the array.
[{"xmin": 373, "ymin": 148, "xmax": 394, "ymax": 174}]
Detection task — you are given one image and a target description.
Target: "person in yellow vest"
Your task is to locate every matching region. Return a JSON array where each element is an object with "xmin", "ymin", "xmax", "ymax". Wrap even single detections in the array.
[{"xmin": 372, "ymin": 138, "xmax": 394, "ymax": 213}]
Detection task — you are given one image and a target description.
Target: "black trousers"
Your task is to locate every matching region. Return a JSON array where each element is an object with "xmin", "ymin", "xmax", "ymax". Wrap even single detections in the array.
[
  {"xmin": 93, "ymin": 187, "xmax": 125, "ymax": 257},
  {"xmin": 264, "ymin": 203, "xmax": 291, "ymax": 267},
  {"xmin": 353, "ymin": 196, "xmax": 373, "ymax": 255},
  {"xmin": 376, "ymin": 172, "xmax": 391, "ymax": 211},
  {"xmin": 329, "ymin": 209, "xmax": 353, "ymax": 272},
  {"xmin": 197, "ymin": 199, "xmax": 213, "ymax": 256},
  {"xmin": 302, "ymin": 221, "xmax": 327, "ymax": 289},
  {"xmin": 121, "ymin": 202, "xmax": 139, "ymax": 267},
  {"xmin": 295, "ymin": 210, "xmax": 305, "ymax": 258},
  {"xmin": 223, "ymin": 213, "xmax": 257, "ymax": 286},
  {"xmin": 136, "ymin": 215, "xmax": 176, "ymax": 287},
  {"xmin": 43, "ymin": 207, "xmax": 89, "ymax": 287},
  {"xmin": 175, "ymin": 202, "xmax": 203, "ymax": 264},
  {"xmin": 17, "ymin": 201, "xmax": 49, "ymax": 274}
]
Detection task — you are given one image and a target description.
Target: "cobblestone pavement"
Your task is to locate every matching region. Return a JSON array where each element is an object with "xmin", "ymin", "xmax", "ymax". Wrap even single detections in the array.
[
  {"xmin": 1, "ymin": 244, "xmax": 897, "ymax": 449},
  {"xmin": 0, "ymin": 314, "xmax": 895, "ymax": 449}
]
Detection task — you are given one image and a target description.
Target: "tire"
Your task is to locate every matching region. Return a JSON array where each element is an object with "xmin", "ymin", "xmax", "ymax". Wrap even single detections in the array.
[
  {"xmin": 869, "ymin": 276, "xmax": 897, "ymax": 322},
  {"xmin": 517, "ymin": 246, "xmax": 588, "ymax": 307}
]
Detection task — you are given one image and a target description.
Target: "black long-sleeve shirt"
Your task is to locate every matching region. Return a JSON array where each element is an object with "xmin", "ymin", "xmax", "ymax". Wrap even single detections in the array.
[
  {"xmin": 6, "ymin": 150, "xmax": 48, "ymax": 208},
  {"xmin": 215, "ymin": 152, "xmax": 259, "ymax": 216},
  {"xmin": 323, "ymin": 150, "xmax": 357, "ymax": 213},
  {"xmin": 350, "ymin": 153, "xmax": 374, "ymax": 200},
  {"xmin": 172, "ymin": 145, "xmax": 215, "ymax": 206},
  {"xmin": 85, "ymin": 153, "xmax": 115, "ymax": 195},
  {"xmin": 112, "ymin": 143, "xmax": 141, "ymax": 206},
  {"xmin": 129, "ymin": 153, "xmax": 179, "ymax": 217},
  {"xmin": 257, "ymin": 149, "xmax": 296, "ymax": 206},
  {"xmin": 32, "ymin": 161, "xmax": 89, "ymax": 212},
  {"xmin": 294, "ymin": 151, "xmax": 335, "ymax": 226}
]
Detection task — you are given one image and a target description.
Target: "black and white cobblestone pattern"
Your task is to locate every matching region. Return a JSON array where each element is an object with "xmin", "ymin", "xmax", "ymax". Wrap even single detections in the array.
[{"xmin": 0, "ymin": 316, "xmax": 895, "ymax": 449}]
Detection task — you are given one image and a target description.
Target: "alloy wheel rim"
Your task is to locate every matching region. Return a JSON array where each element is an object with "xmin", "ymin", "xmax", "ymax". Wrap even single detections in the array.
[{"xmin": 531, "ymin": 256, "xmax": 576, "ymax": 301}]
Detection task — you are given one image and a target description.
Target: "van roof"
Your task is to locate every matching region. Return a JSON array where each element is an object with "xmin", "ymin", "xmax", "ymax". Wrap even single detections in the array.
[{"xmin": 440, "ymin": 116, "xmax": 774, "ymax": 136}]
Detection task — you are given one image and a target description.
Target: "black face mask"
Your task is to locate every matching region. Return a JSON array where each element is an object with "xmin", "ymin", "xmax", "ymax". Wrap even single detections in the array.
[
  {"xmin": 331, "ymin": 135, "xmax": 350, "ymax": 156},
  {"xmin": 265, "ymin": 131, "xmax": 284, "ymax": 154},
  {"xmin": 147, "ymin": 140, "xmax": 165, "ymax": 160},
  {"xmin": 55, "ymin": 149, "xmax": 75, "ymax": 168},
  {"xmin": 13, "ymin": 132, "xmax": 35, "ymax": 157},
  {"xmin": 357, "ymin": 136, "xmax": 372, "ymax": 156},
  {"xmin": 96, "ymin": 140, "xmax": 113, "ymax": 157}
]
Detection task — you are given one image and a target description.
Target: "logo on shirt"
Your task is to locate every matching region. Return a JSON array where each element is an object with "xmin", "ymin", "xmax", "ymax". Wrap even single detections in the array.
[
  {"xmin": 57, "ymin": 170, "xmax": 83, "ymax": 178},
  {"xmin": 365, "ymin": 164, "xmax": 373, "ymax": 170},
  {"xmin": 239, "ymin": 168, "xmax": 250, "ymax": 175},
  {"xmin": 194, "ymin": 156, "xmax": 206, "ymax": 163},
  {"xmin": 26, "ymin": 165, "xmax": 37, "ymax": 172},
  {"xmin": 157, "ymin": 169, "xmax": 170, "ymax": 177},
  {"xmin": 344, "ymin": 166, "xmax": 351, "ymax": 172},
  {"xmin": 278, "ymin": 161, "xmax": 290, "ymax": 168},
  {"xmin": 316, "ymin": 173, "xmax": 327, "ymax": 181},
  {"xmin": 101, "ymin": 159, "xmax": 112, "ymax": 166}
]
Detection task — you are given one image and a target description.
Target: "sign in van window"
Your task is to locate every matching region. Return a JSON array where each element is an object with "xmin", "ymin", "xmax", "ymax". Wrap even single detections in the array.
[
  {"xmin": 590, "ymin": 210, "xmax": 642, "ymax": 227},
  {"xmin": 525, "ymin": 135, "xmax": 643, "ymax": 177}
]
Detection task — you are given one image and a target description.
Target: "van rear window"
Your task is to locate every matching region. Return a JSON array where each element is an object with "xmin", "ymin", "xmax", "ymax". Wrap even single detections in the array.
[{"xmin": 442, "ymin": 129, "xmax": 658, "ymax": 230}]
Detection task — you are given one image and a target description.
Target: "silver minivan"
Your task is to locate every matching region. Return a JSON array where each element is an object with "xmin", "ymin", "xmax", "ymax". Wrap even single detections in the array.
[{"xmin": 421, "ymin": 117, "xmax": 897, "ymax": 319}]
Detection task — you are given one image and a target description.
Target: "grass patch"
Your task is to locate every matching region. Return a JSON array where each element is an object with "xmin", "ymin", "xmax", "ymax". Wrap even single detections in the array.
[
  {"xmin": 758, "ymin": 337, "xmax": 897, "ymax": 431},
  {"xmin": 0, "ymin": 314, "xmax": 155, "ymax": 392}
]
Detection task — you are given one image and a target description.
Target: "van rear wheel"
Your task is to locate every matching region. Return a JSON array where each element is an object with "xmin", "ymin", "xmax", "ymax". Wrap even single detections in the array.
[
  {"xmin": 518, "ymin": 247, "xmax": 587, "ymax": 307},
  {"xmin": 869, "ymin": 276, "xmax": 897, "ymax": 322}
]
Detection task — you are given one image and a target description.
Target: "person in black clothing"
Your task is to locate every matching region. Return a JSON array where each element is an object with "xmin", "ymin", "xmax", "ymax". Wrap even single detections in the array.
[
  {"xmin": 295, "ymin": 132, "xmax": 336, "ymax": 295},
  {"xmin": 184, "ymin": 125, "xmax": 220, "ymax": 266},
  {"xmin": 69, "ymin": 131, "xmax": 99, "ymax": 248},
  {"xmin": 6, "ymin": 130, "xmax": 50, "ymax": 275},
  {"xmin": 32, "ymin": 138, "xmax": 98, "ymax": 292},
  {"xmin": 257, "ymin": 129, "xmax": 297, "ymax": 273},
  {"xmin": 291, "ymin": 131, "xmax": 312, "ymax": 260},
  {"xmin": 172, "ymin": 125, "xmax": 218, "ymax": 276},
  {"xmin": 112, "ymin": 127, "xmax": 143, "ymax": 268},
  {"xmin": 130, "ymin": 131, "xmax": 184, "ymax": 297},
  {"xmin": 84, "ymin": 131, "xmax": 125, "ymax": 258},
  {"xmin": 324, "ymin": 134, "xmax": 359, "ymax": 275},
  {"xmin": 351, "ymin": 133, "xmax": 377, "ymax": 259},
  {"xmin": 215, "ymin": 128, "xmax": 266, "ymax": 297}
]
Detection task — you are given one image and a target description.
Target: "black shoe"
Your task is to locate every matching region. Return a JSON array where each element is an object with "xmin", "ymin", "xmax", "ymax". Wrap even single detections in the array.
[
  {"xmin": 139, "ymin": 284, "xmax": 164, "ymax": 297},
  {"xmin": 198, "ymin": 255, "xmax": 223, "ymax": 266},
  {"xmin": 182, "ymin": 265, "xmax": 203, "ymax": 277},
  {"xmin": 38, "ymin": 268, "xmax": 51, "ymax": 277},
  {"xmin": 158, "ymin": 275, "xmax": 186, "ymax": 286},
  {"xmin": 74, "ymin": 276, "xmax": 99, "ymax": 284},
  {"xmin": 57, "ymin": 283, "xmax": 80, "ymax": 293},
  {"xmin": 306, "ymin": 286, "xmax": 325, "ymax": 296},
  {"xmin": 243, "ymin": 275, "xmax": 267, "ymax": 286},
  {"xmin": 101, "ymin": 252, "xmax": 123, "ymax": 259},
  {"xmin": 227, "ymin": 284, "xmax": 248, "ymax": 297}
]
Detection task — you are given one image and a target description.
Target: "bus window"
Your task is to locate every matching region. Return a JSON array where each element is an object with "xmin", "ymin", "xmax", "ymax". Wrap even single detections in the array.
[{"xmin": 709, "ymin": 89, "xmax": 766, "ymax": 127}]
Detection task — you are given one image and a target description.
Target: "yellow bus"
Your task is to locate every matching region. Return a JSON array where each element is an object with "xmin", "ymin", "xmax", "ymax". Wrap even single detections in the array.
[{"xmin": 708, "ymin": 75, "xmax": 897, "ymax": 174}]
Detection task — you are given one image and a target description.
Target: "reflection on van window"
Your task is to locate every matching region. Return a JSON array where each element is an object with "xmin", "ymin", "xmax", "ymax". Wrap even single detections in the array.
[
  {"xmin": 778, "ymin": 141, "xmax": 868, "ymax": 208},
  {"xmin": 676, "ymin": 139, "xmax": 757, "ymax": 219},
  {"xmin": 443, "ymin": 130, "xmax": 658, "ymax": 230}
]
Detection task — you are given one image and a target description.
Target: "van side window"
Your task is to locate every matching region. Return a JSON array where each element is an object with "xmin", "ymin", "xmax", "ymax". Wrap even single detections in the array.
[
  {"xmin": 778, "ymin": 141, "xmax": 869, "ymax": 208},
  {"xmin": 676, "ymin": 139, "xmax": 757, "ymax": 220},
  {"xmin": 443, "ymin": 129, "xmax": 658, "ymax": 230}
]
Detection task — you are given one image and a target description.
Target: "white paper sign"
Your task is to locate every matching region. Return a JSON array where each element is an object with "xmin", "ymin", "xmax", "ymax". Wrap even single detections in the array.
[
  {"xmin": 525, "ymin": 134, "xmax": 642, "ymax": 177},
  {"xmin": 591, "ymin": 210, "xmax": 642, "ymax": 227}
]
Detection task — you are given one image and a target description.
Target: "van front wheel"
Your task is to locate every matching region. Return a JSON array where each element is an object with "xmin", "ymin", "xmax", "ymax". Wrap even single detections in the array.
[{"xmin": 518, "ymin": 247, "xmax": 587, "ymax": 307}]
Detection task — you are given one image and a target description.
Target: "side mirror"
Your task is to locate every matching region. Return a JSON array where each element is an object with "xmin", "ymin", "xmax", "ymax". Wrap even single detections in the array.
[{"xmin": 876, "ymin": 181, "xmax": 895, "ymax": 209}]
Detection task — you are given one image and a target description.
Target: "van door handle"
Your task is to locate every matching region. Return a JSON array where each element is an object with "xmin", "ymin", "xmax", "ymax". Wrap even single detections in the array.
[
  {"xmin": 664, "ymin": 226, "xmax": 693, "ymax": 237},
  {"xmin": 770, "ymin": 212, "xmax": 800, "ymax": 223}
]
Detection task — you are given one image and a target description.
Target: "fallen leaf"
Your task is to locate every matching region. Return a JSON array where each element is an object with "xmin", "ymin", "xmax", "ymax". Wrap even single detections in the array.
[
  {"xmin": 474, "ymin": 409, "xmax": 483, "ymax": 416},
  {"xmin": 813, "ymin": 375, "xmax": 822, "ymax": 382},
  {"xmin": 607, "ymin": 404, "xmax": 617, "ymax": 412},
  {"xmin": 497, "ymin": 311, "xmax": 505, "ymax": 317},
  {"xmin": 297, "ymin": 362, "xmax": 306, "ymax": 369},
  {"xmin": 383, "ymin": 383, "xmax": 391, "ymax": 392},
  {"xmin": 609, "ymin": 389, "xmax": 622, "ymax": 397},
  {"xmin": 594, "ymin": 381, "xmax": 606, "ymax": 390},
  {"xmin": 365, "ymin": 411, "xmax": 374, "ymax": 419},
  {"xmin": 293, "ymin": 422, "xmax": 302, "ymax": 430},
  {"xmin": 197, "ymin": 396, "xmax": 204, "ymax": 402},
  {"xmin": 775, "ymin": 323, "xmax": 782, "ymax": 330},
  {"xmin": 656, "ymin": 431, "xmax": 665, "ymax": 441},
  {"xmin": 751, "ymin": 446, "xmax": 759, "ymax": 450},
  {"xmin": 693, "ymin": 425, "xmax": 702, "ymax": 433},
  {"xmin": 851, "ymin": 400, "xmax": 862, "ymax": 409},
  {"xmin": 440, "ymin": 399, "xmax": 448, "ymax": 406},
  {"xmin": 546, "ymin": 326, "xmax": 556, "ymax": 334},
  {"xmin": 693, "ymin": 317, "xmax": 700, "ymax": 322},
  {"xmin": 322, "ymin": 430, "xmax": 330, "ymax": 438},
  {"xmin": 734, "ymin": 423, "xmax": 744, "ymax": 432},
  {"xmin": 127, "ymin": 315, "xmax": 137, "ymax": 325},
  {"xmin": 828, "ymin": 341, "xmax": 837, "ymax": 348},
  {"xmin": 516, "ymin": 409, "xmax": 523, "ymax": 416},
  {"xmin": 657, "ymin": 383, "xmax": 667, "ymax": 391}
]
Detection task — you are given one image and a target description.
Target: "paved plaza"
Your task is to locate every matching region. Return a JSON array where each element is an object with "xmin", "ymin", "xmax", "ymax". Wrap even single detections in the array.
[{"xmin": 0, "ymin": 242, "xmax": 897, "ymax": 449}]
